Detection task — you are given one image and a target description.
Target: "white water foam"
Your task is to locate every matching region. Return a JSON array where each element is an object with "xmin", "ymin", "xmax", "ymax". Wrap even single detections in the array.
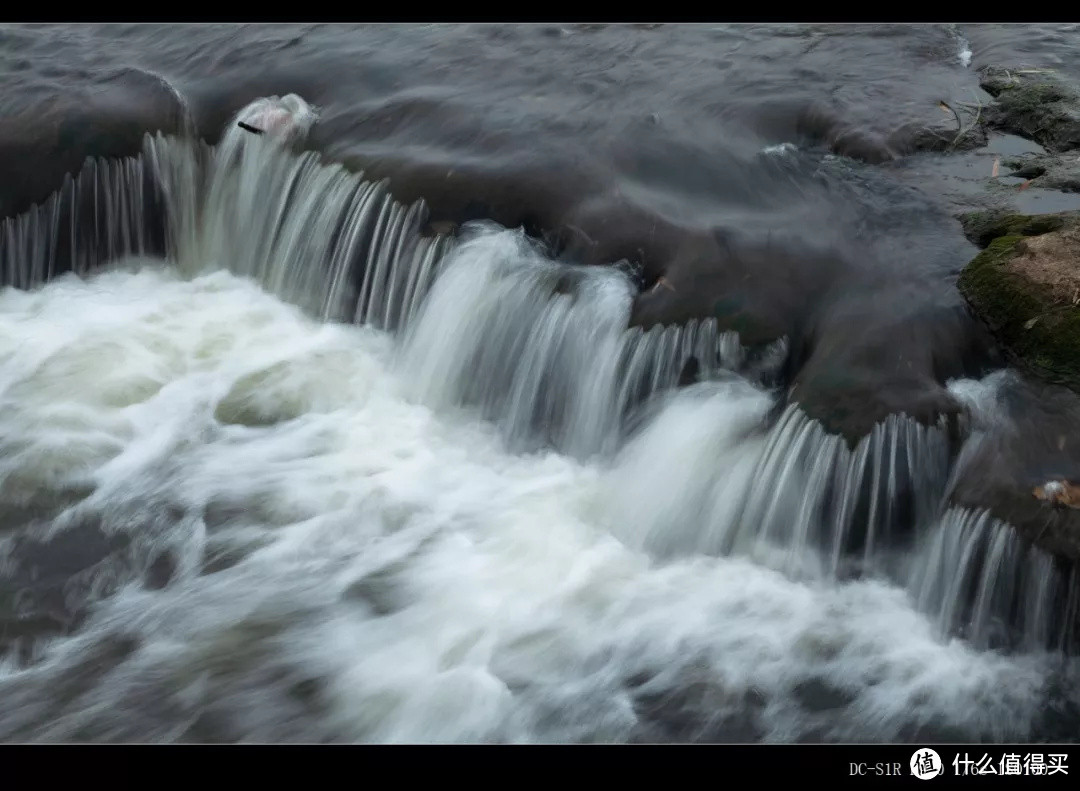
[
  {"xmin": 762, "ymin": 142, "xmax": 798, "ymax": 156},
  {"xmin": 0, "ymin": 260, "xmax": 1073, "ymax": 743},
  {"xmin": 947, "ymin": 24, "xmax": 973, "ymax": 68}
]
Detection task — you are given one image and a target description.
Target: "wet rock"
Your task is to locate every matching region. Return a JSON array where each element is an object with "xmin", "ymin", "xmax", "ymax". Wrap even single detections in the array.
[
  {"xmin": 953, "ymin": 458, "xmax": 1080, "ymax": 567},
  {"xmin": 908, "ymin": 123, "xmax": 988, "ymax": 154},
  {"xmin": 1035, "ymin": 675, "xmax": 1080, "ymax": 740},
  {"xmin": 51, "ymin": 632, "xmax": 142, "ymax": 703},
  {"xmin": 628, "ymin": 231, "xmax": 841, "ymax": 347},
  {"xmin": 959, "ymin": 209, "xmax": 1072, "ymax": 248},
  {"xmin": 958, "ymin": 214, "xmax": 1080, "ymax": 390},
  {"xmin": 788, "ymin": 292, "xmax": 997, "ymax": 445},
  {"xmin": 0, "ymin": 67, "xmax": 189, "ymax": 220},
  {"xmin": 0, "ymin": 514, "xmax": 135, "ymax": 665},
  {"xmin": 979, "ymin": 67, "xmax": 1080, "ymax": 153},
  {"xmin": 987, "ymin": 146, "xmax": 1080, "ymax": 200},
  {"xmin": 1000, "ymin": 152, "xmax": 1080, "ymax": 194},
  {"xmin": 792, "ymin": 101, "xmax": 898, "ymax": 164},
  {"xmin": 144, "ymin": 550, "xmax": 177, "ymax": 590},
  {"xmin": 627, "ymin": 671, "xmax": 767, "ymax": 743},
  {"xmin": 623, "ymin": 218, "xmax": 994, "ymax": 449},
  {"xmin": 166, "ymin": 607, "xmax": 337, "ymax": 743},
  {"xmin": 946, "ymin": 373, "xmax": 1080, "ymax": 565},
  {"xmin": 792, "ymin": 677, "xmax": 858, "ymax": 713},
  {"xmin": 1010, "ymin": 162, "xmax": 1048, "ymax": 181},
  {"xmin": 896, "ymin": 721, "xmax": 990, "ymax": 744},
  {"xmin": 889, "ymin": 110, "xmax": 988, "ymax": 155}
]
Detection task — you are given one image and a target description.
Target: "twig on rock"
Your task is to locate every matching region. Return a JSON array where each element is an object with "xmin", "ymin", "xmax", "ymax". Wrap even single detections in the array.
[{"xmin": 950, "ymin": 93, "xmax": 983, "ymax": 151}]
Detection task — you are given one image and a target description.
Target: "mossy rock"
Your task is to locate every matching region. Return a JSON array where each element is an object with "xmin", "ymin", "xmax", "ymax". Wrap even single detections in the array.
[
  {"xmin": 979, "ymin": 67, "xmax": 1080, "ymax": 152},
  {"xmin": 959, "ymin": 210, "xmax": 1069, "ymax": 248},
  {"xmin": 958, "ymin": 230, "xmax": 1080, "ymax": 390}
]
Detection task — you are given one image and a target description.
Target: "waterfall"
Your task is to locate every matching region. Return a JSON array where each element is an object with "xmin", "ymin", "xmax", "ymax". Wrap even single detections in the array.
[
  {"xmin": 603, "ymin": 397, "xmax": 954, "ymax": 582},
  {"xmin": 0, "ymin": 96, "xmax": 1077, "ymax": 659},
  {"xmin": 397, "ymin": 224, "xmax": 778, "ymax": 459},
  {"xmin": 730, "ymin": 406, "xmax": 952, "ymax": 578},
  {"xmin": 0, "ymin": 155, "xmax": 163, "ymax": 289},
  {"xmin": 0, "ymin": 117, "xmax": 761, "ymax": 459},
  {"xmin": 146, "ymin": 129, "xmax": 452, "ymax": 330},
  {"xmin": 910, "ymin": 507, "xmax": 1080, "ymax": 653}
]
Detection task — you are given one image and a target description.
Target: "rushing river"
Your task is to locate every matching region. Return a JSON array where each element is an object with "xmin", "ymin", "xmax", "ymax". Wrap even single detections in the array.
[{"xmin": 2, "ymin": 23, "xmax": 1080, "ymax": 743}]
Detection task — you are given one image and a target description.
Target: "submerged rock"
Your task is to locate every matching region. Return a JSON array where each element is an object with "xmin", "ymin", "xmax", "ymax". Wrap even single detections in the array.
[
  {"xmin": 888, "ymin": 109, "xmax": 988, "ymax": 156},
  {"xmin": 0, "ymin": 67, "xmax": 189, "ymax": 221}
]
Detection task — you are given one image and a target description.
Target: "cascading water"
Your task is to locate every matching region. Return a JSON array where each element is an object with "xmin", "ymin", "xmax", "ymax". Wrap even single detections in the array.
[
  {"xmin": 398, "ymin": 224, "xmax": 769, "ymax": 459},
  {"xmin": 910, "ymin": 507, "xmax": 1080, "ymax": 653},
  {"xmin": 604, "ymin": 402, "xmax": 952, "ymax": 579},
  {"xmin": 0, "ymin": 155, "xmax": 163, "ymax": 289},
  {"xmin": 147, "ymin": 122, "xmax": 452, "ymax": 331},
  {"xmin": 0, "ymin": 95, "xmax": 1078, "ymax": 742}
]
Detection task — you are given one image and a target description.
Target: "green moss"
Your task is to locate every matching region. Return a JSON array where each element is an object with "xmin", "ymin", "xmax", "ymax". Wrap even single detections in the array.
[
  {"xmin": 982, "ymin": 76, "xmax": 1080, "ymax": 151},
  {"xmin": 960, "ymin": 211, "xmax": 1067, "ymax": 248},
  {"xmin": 996, "ymin": 81, "xmax": 1070, "ymax": 108},
  {"xmin": 959, "ymin": 234, "xmax": 1080, "ymax": 388}
]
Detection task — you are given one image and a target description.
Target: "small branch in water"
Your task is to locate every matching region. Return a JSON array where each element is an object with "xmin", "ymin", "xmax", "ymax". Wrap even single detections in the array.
[
  {"xmin": 949, "ymin": 93, "xmax": 983, "ymax": 152},
  {"xmin": 238, "ymin": 121, "xmax": 265, "ymax": 135},
  {"xmin": 939, "ymin": 100, "xmax": 962, "ymax": 132}
]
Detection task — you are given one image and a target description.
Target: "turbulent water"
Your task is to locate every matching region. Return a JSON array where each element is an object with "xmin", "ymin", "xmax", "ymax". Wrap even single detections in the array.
[
  {"xmin": 2, "ymin": 23, "xmax": 1080, "ymax": 743},
  {"xmin": 0, "ymin": 261, "xmax": 1060, "ymax": 744}
]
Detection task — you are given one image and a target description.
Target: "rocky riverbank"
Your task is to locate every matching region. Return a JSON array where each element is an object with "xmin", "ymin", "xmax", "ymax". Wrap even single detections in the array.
[{"xmin": 948, "ymin": 66, "xmax": 1080, "ymax": 565}]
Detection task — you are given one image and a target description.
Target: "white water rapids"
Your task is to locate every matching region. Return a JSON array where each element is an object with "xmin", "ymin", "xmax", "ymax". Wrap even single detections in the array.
[{"xmin": 0, "ymin": 103, "xmax": 1078, "ymax": 742}]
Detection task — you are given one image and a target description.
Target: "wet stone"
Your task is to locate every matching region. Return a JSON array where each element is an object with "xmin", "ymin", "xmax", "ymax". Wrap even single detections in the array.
[
  {"xmin": 144, "ymin": 551, "xmax": 177, "ymax": 590},
  {"xmin": 792, "ymin": 677, "xmax": 858, "ymax": 713},
  {"xmin": 979, "ymin": 67, "xmax": 1080, "ymax": 153},
  {"xmin": 628, "ymin": 672, "xmax": 768, "ymax": 743}
]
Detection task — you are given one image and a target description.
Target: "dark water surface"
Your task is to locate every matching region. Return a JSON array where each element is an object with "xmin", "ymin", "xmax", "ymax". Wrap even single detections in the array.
[{"xmin": 2, "ymin": 23, "xmax": 1080, "ymax": 743}]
